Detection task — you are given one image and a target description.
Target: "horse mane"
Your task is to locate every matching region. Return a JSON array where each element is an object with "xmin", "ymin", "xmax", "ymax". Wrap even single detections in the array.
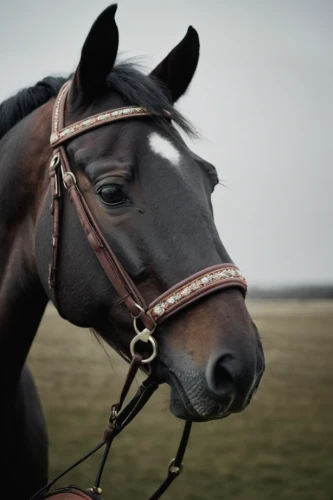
[
  {"xmin": 0, "ymin": 61, "xmax": 197, "ymax": 142},
  {"xmin": 0, "ymin": 76, "xmax": 67, "ymax": 140}
]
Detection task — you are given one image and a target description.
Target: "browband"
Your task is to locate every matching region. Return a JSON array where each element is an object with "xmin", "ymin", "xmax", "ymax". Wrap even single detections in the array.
[{"xmin": 50, "ymin": 81, "xmax": 170, "ymax": 148}]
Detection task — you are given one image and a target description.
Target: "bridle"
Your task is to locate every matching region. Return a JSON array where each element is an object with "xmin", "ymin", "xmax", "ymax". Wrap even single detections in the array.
[{"xmin": 32, "ymin": 80, "xmax": 248, "ymax": 499}]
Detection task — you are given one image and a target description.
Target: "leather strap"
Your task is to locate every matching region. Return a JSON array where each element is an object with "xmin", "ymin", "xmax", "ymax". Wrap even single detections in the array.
[
  {"xmin": 43, "ymin": 486, "xmax": 101, "ymax": 499},
  {"xmin": 50, "ymin": 82, "xmax": 156, "ymax": 148},
  {"xmin": 148, "ymin": 263, "xmax": 247, "ymax": 323},
  {"xmin": 28, "ymin": 441, "xmax": 106, "ymax": 500},
  {"xmin": 149, "ymin": 421, "xmax": 192, "ymax": 500},
  {"xmin": 56, "ymin": 146, "xmax": 155, "ymax": 330},
  {"xmin": 29, "ymin": 358, "xmax": 186, "ymax": 500},
  {"xmin": 48, "ymin": 155, "xmax": 62, "ymax": 313}
]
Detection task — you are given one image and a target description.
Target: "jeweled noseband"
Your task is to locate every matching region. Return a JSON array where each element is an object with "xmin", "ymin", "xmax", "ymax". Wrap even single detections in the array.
[{"xmin": 39, "ymin": 80, "xmax": 248, "ymax": 500}]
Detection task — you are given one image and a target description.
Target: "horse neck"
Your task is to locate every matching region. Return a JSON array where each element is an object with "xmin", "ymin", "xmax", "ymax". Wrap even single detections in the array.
[{"xmin": 0, "ymin": 101, "xmax": 53, "ymax": 394}]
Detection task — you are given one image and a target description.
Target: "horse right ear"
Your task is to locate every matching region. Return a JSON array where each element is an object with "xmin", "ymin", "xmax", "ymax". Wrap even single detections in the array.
[
  {"xmin": 150, "ymin": 26, "xmax": 200, "ymax": 103},
  {"xmin": 72, "ymin": 4, "xmax": 119, "ymax": 101}
]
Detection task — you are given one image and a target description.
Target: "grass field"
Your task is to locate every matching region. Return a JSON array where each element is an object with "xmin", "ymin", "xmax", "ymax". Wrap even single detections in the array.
[{"xmin": 28, "ymin": 300, "xmax": 333, "ymax": 500}]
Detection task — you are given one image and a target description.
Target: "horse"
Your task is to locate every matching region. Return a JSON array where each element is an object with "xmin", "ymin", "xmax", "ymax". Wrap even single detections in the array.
[{"xmin": 0, "ymin": 4, "xmax": 265, "ymax": 499}]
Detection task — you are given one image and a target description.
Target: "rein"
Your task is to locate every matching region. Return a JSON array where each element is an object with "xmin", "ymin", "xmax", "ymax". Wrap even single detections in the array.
[
  {"xmin": 35, "ymin": 80, "xmax": 248, "ymax": 499},
  {"xmin": 30, "ymin": 354, "xmax": 191, "ymax": 500}
]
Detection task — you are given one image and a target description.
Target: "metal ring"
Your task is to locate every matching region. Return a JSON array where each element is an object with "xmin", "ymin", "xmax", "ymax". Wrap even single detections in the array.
[
  {"xmin": 62, "ymin": 171, "xmax": 77, "ymax": 189},
  {"xmin": 133, "ymin": 316, "xmax": 156, "ymax": 337},
  {"xmin": 130, "ymin": 302, "xmax": 145, "ymax": 319},
  {"xmin": 168, "ymin": 458, "xmax": 183, "ymax": 476},
  {"xmin": 50, "ymin": 155, "xmax": 60, "ymax": 170},
  {"xmin": 130, "ymin": 335, "xmax": 158, "ymax": 364}
]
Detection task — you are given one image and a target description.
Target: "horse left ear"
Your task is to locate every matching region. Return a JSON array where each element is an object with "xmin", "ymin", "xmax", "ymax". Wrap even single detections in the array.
[
  {"xmin": 150, "ymin": 26, "xmax": 200, "ymax": 103},
  {"xmin": 73, "ymin": 4, "xmax": 119, "ymax": 100}
]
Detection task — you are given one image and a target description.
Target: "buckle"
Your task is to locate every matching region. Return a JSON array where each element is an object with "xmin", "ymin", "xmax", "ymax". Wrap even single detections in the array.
[{"xmin": 168, "ymin": 458, "xmax": 183, "ymax": 476}]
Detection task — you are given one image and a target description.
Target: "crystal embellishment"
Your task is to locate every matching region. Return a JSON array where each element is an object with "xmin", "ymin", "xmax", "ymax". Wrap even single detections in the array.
[
  {"xmin": 50, "ymin": 80, "xmax": 172, "ymax": 146},
  {"xmin": 153, "ymin": 304, "xmax": 165, "ymax": 317},
  {"xmin": 149, "ymin": 266, "xmax": 247, "ymax": 321},
  {"xmin": 50, "ymin": 103, "xmax": 151, "ymax": 145}
]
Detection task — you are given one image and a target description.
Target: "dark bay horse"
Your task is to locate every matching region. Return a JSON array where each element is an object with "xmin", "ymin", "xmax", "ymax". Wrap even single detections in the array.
[{"xmin": 0, "ymin": 4, "xmax": 264, "ymax": 499}]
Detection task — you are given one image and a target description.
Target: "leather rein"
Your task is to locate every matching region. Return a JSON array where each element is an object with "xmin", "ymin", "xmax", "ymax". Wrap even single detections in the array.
[{"xmin": 32, "ymin": 81, "xmax": 248, "ymax": 499}]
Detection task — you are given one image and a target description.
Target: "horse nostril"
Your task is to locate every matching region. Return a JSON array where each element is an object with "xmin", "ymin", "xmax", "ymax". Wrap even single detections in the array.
[{"xmin": 206, "ymin": 354, "xmax": 236, "ymax": 400}]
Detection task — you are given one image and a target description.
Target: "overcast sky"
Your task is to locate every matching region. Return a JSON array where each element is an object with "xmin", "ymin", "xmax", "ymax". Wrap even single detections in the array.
[{"xmin": 1, "ymin": 0, "xmax": 332, "ymax": 287}]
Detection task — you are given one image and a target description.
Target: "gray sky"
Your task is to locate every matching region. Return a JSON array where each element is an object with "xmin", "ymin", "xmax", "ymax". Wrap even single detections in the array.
[{"xmin": 1, "ymin": 0, "xmax": 332, "ymax": 286}]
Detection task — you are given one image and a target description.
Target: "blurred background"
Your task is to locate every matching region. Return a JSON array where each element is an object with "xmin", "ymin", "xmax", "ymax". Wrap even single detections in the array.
[{"xmin": 1, "ymin": 1, "xmax": 332, "ymax": 499}]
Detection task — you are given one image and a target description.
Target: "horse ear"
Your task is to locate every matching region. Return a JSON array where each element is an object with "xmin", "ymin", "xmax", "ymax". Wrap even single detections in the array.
[
  {"xmin": 150, "ymin": 26, "xmax": 200, "ymax": 103},
  {"xmin": 73, "ymin": 4, "xmax": 119, "ymax": 100}
]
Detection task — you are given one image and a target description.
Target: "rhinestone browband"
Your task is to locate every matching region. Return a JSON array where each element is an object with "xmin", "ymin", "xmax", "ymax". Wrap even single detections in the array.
[
  {"xmin": 149, "ymin": 266, "xmax": 247, "ymax": 321},
  {"xmin": 50, "ymin": 105, "xmax": 152, "ymax": 146},
  {"xmin": 50, "ymin": 81, "xmax": 170, "ymax": 147}
]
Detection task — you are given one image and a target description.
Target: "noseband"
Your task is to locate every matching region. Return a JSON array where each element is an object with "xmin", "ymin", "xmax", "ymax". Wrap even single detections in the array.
[{"xmin": 36, "ymin": 81, "xmax": 248, "ymax": 499}]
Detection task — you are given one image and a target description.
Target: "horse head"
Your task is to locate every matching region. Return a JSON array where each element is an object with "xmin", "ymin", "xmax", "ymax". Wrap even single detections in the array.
[{"xmin": 36, "ymin": 4, "xmax": 264, "ymax": 422}]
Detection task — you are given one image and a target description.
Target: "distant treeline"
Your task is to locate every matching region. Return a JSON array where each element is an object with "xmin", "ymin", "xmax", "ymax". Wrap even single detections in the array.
[{"xmin": 248, "ymin": 285, "xmax": 333, "ymax": 300}]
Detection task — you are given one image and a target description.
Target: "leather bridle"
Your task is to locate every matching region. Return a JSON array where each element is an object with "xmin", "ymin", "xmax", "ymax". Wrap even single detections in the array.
[{"xmin": 32, "ymin": 80, "xmax": 248, "ymax": 499}]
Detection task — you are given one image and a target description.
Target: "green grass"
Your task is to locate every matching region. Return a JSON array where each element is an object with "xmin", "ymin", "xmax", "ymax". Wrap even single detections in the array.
[{"xmin": 28, "ymin": 300, "xmax": 333, "ymax": 500}]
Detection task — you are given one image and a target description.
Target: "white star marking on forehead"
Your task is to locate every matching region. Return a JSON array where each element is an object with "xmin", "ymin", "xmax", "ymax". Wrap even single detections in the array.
[{"xmin": 148, "ymin": 132, "xmax": 181, "ymax": 166}]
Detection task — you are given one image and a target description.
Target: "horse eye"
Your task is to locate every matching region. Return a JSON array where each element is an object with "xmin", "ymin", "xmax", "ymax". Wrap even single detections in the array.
[{"xmin": 98, "ymin": 185, "xmax": 128, "ymax": 206}]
